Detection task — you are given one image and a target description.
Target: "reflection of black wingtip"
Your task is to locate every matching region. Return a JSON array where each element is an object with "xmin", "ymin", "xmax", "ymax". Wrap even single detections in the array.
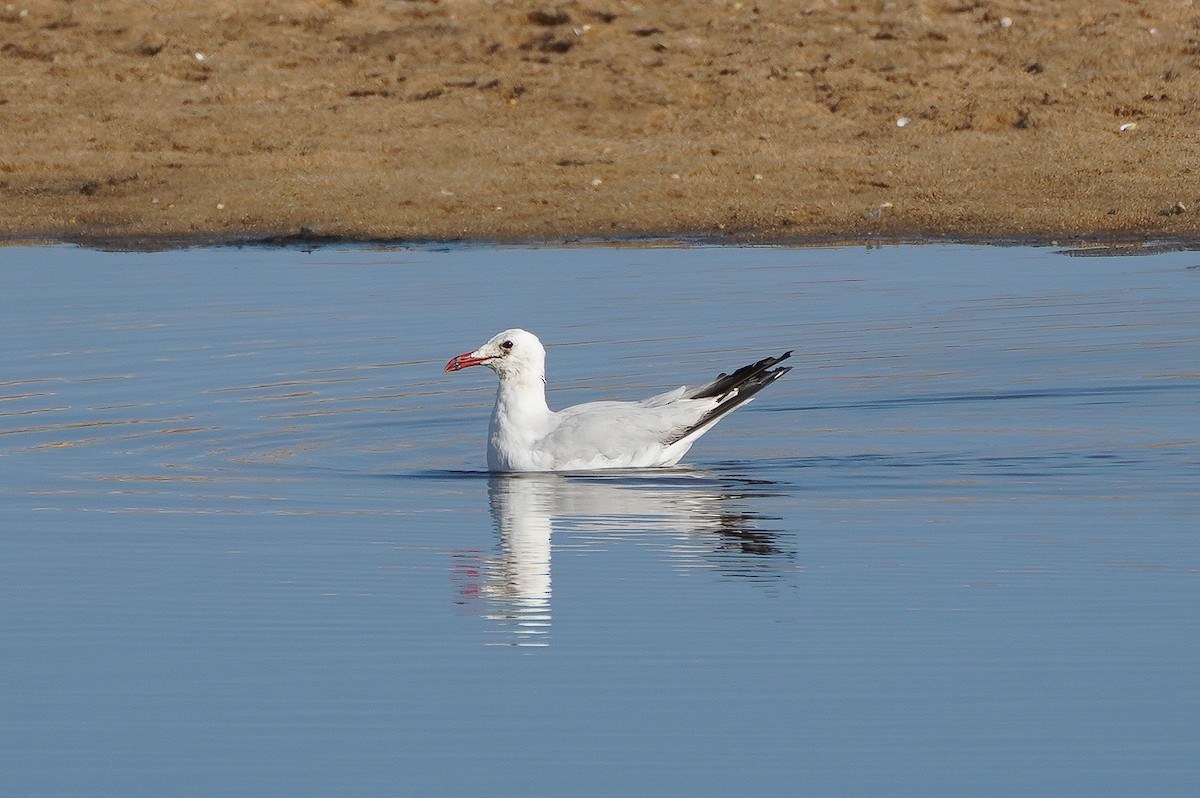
[{"xmin": 712, "ymin": 514, "xmax": 783, "ymax": 557}]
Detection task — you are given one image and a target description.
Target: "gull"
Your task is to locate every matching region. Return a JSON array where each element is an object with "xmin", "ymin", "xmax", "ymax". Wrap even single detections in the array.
[{"xmin": 444, "ymin": 329, "xmax": 791, "ymax": 472}]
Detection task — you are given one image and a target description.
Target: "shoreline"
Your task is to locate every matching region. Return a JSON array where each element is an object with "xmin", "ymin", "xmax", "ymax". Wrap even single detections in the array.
[{"xmin": 5, "ymin": 229, "xmax": 1199, "ymax": 255}]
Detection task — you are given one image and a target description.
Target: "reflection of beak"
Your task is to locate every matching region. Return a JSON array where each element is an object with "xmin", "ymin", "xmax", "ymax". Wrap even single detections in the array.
[{"xmin": 445, "ymin": 352, "xmax": 489, "ymax": 372}]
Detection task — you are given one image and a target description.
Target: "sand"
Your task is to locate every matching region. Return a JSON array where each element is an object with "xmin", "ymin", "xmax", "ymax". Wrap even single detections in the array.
[{"xmin": 2, "ymin": 0, "xmax": 1199, "ymax": 247}]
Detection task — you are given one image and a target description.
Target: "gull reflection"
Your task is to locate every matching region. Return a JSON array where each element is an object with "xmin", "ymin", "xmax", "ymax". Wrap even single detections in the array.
[{"xmin": 466, "ymin": 471, "xmax": 790, "ymax": 647}]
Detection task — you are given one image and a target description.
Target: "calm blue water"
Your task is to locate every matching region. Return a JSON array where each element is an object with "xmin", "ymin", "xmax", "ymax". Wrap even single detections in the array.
[{"xmin": 1, "ymin": 244, "xmax": 1198, "ymax": 796}]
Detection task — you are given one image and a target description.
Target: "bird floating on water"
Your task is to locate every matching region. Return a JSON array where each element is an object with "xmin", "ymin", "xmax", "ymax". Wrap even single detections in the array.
[{"xmin": 444, "ymin": 329, "xmax": 791, "ymax": 472}]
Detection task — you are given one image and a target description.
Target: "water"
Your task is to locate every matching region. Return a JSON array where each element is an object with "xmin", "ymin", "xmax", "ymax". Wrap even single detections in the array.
[{"xmin": 1, "ymin": 244, "xmax": 1197, "ymax": 796}]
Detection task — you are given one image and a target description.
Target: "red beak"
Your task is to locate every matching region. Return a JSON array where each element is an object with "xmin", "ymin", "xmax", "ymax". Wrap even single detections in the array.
[{"xmin": 445, "ymin": 353, "xmax": 489, "ymax": 373}]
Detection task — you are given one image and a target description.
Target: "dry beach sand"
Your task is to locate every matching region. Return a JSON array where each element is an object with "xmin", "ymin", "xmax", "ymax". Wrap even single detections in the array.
[{"xmin": 2, "ymin": 0, "xmax": 1200, "ymax": 246}]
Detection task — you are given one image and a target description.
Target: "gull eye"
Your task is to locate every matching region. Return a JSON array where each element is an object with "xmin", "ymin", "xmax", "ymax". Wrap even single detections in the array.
[{"xmin": 500, "ymin": 340, "xmax": 514, "ymax": 351}]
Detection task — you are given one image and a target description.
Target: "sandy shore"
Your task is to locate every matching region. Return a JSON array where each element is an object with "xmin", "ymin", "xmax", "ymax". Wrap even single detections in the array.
[{"xmin": 2, "ymin": 0, "xmax": 1199, "ymax": 247}]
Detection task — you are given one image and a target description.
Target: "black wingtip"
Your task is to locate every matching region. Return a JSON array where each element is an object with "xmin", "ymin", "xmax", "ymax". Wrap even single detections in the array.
[
  {"xmin": 685, "ymin": 350, "xmax": 793, "ymax": 401},
  {"xmin": 665, "ymin": 351, "xmax": 793, "ymax": 445}
]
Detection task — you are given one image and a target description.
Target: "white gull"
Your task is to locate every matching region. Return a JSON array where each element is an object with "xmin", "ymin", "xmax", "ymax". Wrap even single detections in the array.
[{"xmin": 444, "ymin": 329, "xmax": 791, "ymax": 472}]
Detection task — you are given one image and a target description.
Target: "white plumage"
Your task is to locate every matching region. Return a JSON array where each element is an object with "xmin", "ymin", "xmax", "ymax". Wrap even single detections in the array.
[{"xmin": 445, "ymin": 329, "xmax": 791, "ymax": 472}]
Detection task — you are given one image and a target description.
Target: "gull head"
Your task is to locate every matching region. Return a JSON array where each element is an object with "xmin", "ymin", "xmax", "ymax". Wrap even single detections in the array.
[{"xmin": 445, "ymin": 328, "xmax": 546, "ymax": 381}]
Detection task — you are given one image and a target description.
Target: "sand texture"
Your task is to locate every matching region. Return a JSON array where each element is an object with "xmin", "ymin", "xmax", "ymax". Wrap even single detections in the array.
[{"xmin": 2, "ymin": 0, "xmax": 1199, "ymax": 246}]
